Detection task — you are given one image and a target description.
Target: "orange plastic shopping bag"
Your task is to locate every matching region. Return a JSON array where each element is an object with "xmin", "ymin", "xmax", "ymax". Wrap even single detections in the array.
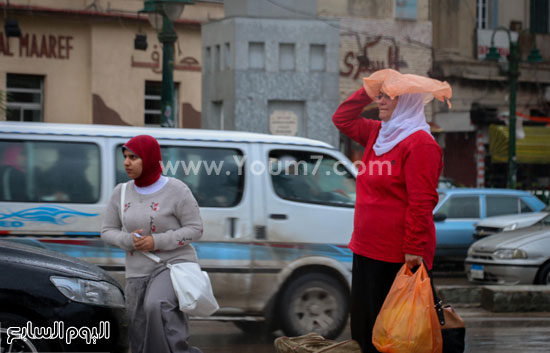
[
  {"xmin": 372, "ymin": 263, "xmax": 443, "ymax": 353},
  {"xmin": 363, "ymin": 68, "xmax": 452, "ymax": 108}
]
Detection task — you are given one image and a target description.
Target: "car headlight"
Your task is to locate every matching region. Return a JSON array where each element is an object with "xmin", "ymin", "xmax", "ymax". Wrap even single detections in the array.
[
  {"xmin": 492, "ymin": 249, "xmax": 527, "ymax": 259},
  {"xmin": 50, "ymin": 276, "xmax": 125, "ymax": 308},
  {"xmin": 467, "ymin": 246, "xmax": 475, "ymax": 257},
  {"xmin": 502, "ymin": 223, "xmax": 518, "ymax": 231}
]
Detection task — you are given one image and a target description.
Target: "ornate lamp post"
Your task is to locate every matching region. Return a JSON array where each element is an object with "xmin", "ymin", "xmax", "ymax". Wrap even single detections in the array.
[
  {"xmin": 485, "ymin": 27, "xmax": 542, "ymax": 189},
  {"xmin": 140, "ymin": 0, "xmax": 194, "ymax": 127}
]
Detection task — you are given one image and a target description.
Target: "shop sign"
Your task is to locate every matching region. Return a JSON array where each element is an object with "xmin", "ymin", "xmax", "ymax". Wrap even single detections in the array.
[{"xmin": 0, "ymin": 32, "xmax": 74, "ymax": 59}]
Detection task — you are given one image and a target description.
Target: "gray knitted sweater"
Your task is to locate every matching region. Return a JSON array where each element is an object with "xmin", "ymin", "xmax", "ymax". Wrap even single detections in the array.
[{"xmin": 101, "ymin": 178, "xmax": 203, "ymax": 278}]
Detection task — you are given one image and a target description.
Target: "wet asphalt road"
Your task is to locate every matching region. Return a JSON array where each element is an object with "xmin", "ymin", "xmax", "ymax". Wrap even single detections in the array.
[
  {"xmin": 188, "ymin": 275, "xmax": 550, "ymax": 353},
  {"xmin": 188, "ymin": 313, "xmax": 550, "ymax": 353}
]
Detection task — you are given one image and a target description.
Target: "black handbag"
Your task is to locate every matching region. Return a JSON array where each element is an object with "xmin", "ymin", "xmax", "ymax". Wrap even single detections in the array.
[
  {"xmin": 438, "ymin": 304, "xmax": 466, "ymax": 353},
  {"xmin": 426, "ymin": 263, "xmax": 466, "ymax": 353}
]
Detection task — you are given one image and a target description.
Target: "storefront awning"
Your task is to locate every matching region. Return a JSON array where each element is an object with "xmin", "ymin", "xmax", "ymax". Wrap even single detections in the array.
[{"xmin": 490, "ymin": 125, "xmax": 550, "ymax": 164}]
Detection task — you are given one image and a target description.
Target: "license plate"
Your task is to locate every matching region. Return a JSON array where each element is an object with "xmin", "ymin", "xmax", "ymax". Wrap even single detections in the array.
[{"xmin": 470, "ymin": 264, "xmax": 484, "ymax": 279}]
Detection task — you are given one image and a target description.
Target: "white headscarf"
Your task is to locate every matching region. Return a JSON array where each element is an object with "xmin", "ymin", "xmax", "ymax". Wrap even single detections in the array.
[{"xmin": 373, "ymin": 93, "xmax": 433, "ymax": 156}]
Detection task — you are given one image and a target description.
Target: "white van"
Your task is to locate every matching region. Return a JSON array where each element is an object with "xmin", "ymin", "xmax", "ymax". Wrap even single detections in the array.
[{"xmin": 0, "ymin": 121, "xmax": 357, "ymax": 338}]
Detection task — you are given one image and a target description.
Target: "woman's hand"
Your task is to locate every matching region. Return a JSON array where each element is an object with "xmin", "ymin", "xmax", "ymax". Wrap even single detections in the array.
[
  {"xmin": 132, "ymin": 229, "xmax": 155, "ymax": 251},
  {"xmin": 134, "ymin": 236, "xmax": 155, "ymax": 251},
  {"xmin": 405, "ymin": 253, "xmax": 423, "ymax": 269}
]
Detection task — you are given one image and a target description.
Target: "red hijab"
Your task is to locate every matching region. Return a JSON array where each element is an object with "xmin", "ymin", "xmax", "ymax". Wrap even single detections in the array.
[{"xmin": 123, "ymin": 135, "xmax": 162, "ymax": 187}]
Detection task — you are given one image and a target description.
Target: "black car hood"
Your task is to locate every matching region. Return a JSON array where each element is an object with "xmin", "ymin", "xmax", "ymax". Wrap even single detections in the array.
[{"xmin": 0, "ymin": 240, "xmax": 119, "ymax": 286}]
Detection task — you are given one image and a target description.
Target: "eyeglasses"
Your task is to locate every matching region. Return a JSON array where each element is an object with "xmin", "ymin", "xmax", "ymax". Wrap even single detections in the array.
[{"xmin": 376, "ymin": 92, "xmax": 393, "ymax": 101}]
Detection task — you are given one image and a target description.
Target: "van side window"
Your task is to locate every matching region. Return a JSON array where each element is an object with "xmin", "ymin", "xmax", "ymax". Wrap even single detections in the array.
[
  {"xmin": 0, "ymin": 140, "xmax": 100, "ymax": 203},
  {"xmin": 269, "ymin": 150, "xmax": 355, "ymax": 207},
  {"xmin": 116, "ymin": 145, "xmax": 244, "ymax": 208}
]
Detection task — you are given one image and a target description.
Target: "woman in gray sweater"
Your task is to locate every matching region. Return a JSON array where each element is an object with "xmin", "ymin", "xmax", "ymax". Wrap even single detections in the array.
[{"xmin": 101, "ymin": 135, "xmax": 203, "ymax": 353}]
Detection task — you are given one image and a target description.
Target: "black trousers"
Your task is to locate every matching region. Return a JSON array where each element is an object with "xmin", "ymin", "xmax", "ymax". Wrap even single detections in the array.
[{"xmin": 350, "ymin": 254, "xmax": 403, "ymax": 353}]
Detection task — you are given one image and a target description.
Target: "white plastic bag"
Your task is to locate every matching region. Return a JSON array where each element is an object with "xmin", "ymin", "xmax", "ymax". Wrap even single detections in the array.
[{"xmin": 168, "ymin": 262, "xmax": 219, "ymax": 316}]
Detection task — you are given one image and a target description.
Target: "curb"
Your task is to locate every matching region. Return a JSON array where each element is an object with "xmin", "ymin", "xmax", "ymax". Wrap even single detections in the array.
[
  {"xmin": 436, "ymin": 285, "xmax": 481, "ymax": 305},
  {"xmin": 437, "ymin": 285, "xmax": 550, "ymax": 312},
  {"xmin": 481, "ymin": 285, "xmax": 550, "ymax": 312},
  {"xmin": 455, "ymin": 307, "xmax": 550, "ymax": 328}
]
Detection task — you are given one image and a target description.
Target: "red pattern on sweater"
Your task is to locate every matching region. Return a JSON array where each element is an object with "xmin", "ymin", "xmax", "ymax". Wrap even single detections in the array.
[{"xmin": 332, "ymin": 88, "xmax": 443, "ymax": 269}]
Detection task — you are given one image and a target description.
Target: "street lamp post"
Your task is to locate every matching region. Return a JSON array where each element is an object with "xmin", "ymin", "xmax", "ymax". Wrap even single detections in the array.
[
  {"xmin": 486, "ymin": 27, "xmax": 542, "ymax": 189},
  {"xmin": 140, "ymin": 0, "xmax": 194, "ymax": 127},
  {"xmin": 158, "ymin": 16, "xmax": 178, "ymax": 127}
]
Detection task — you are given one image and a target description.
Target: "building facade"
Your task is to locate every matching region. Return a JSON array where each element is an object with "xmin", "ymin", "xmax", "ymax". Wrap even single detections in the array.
[
  {"xmin": 3, "ymin": 0, "xmax": 548, "ymax": 191},
  {"xmin": 201, "ymin": 0, "xmax": 341, "ymax": 146},
  {"xmin": 0, "ymin": 0, "xmax": 223, "ymax": 127},
  {"xmin": 431, "ymin": 0, "xmax": 550, "ymax": 189}
]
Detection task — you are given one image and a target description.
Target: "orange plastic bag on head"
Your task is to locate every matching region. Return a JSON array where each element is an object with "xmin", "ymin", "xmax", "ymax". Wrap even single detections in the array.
[
  {"xmin": 363, "ymin": 68, "xmax": 452, "ymax": 108},
  {"xmin": 372, "ymin": 263, "xmax": 443, "ymax": 353}
]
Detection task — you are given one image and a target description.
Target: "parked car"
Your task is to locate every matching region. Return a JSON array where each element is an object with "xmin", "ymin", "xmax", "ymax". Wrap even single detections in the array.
[
  {"xmin": 0, "ymin": 240, "xmax": 128, "ymax": 353},
  {"xmin": 473, "ymin": 205, "xmax": 550, "ymax": 239},
  {"xmin": 433, "ymin": 188, "xmax": 546, "ymax": 260},
  {"xmin": 465, "ymin": 215, "xmax": 550, "ymax": 285}
]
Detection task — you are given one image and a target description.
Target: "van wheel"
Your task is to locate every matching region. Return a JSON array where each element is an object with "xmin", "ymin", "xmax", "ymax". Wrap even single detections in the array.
[
  {"xmin": 0, "ymin": 313, "xmax": 54, "ymax": 352},
  {"xmin": 536, "ymin": 262, "xmax": 550, "ymax": 284},
  {"xmin": 279, "ymin": 273, "xmax": 348, "ymax": 340}
]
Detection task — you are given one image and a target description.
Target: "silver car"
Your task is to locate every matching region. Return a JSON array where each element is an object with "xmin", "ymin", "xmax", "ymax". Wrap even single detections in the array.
[
  {"xmin": 473, "ymin": 206, "xmax": 550, "ymax": 239},
  {"xmin": 465, "ymin": 215, "xmax": 550, "ymax": 285}
]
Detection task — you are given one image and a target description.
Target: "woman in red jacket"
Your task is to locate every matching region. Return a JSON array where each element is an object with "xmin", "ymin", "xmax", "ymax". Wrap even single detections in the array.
[{"xmin": 332, "ymin": 70, "xmax": 449, "ymax": 353}]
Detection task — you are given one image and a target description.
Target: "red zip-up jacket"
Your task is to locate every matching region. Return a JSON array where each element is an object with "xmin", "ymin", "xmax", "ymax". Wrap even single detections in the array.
[{"xmin": 333, "ymin": 88, "xmax": 442, "ymax": 269}]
